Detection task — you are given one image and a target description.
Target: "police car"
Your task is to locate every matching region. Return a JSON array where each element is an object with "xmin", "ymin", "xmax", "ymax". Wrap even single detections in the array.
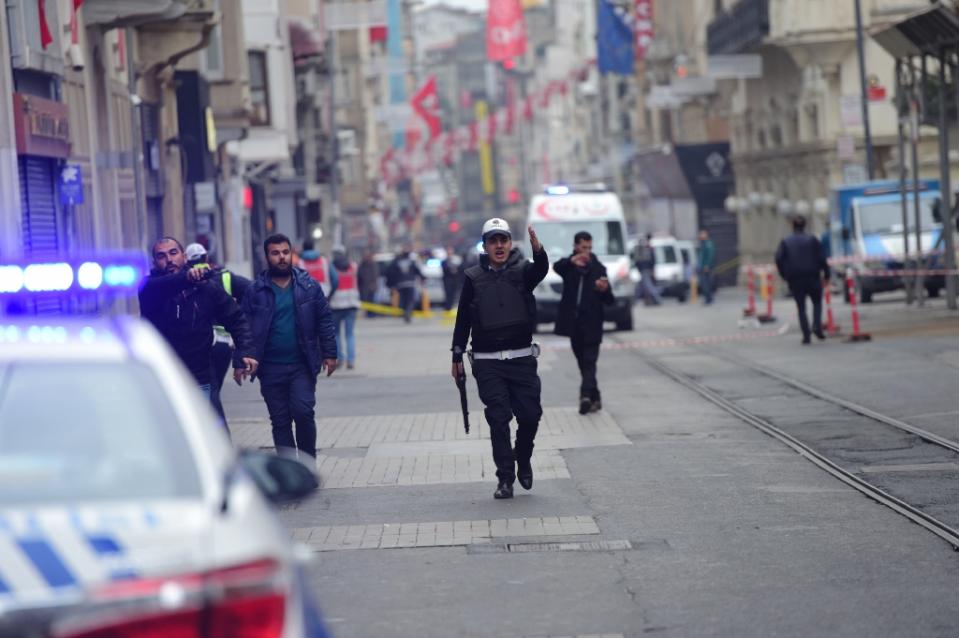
[{"xmin": 0, "ymin": 258, "xmax": 328, "ymax": 637}]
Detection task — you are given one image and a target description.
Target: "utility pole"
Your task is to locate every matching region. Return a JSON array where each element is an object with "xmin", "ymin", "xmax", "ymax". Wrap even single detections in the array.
[
  {"xmin": 327, "ymin": 29, "xmax": 342, "ymax": 250},
  {"xmin": 854, "ymin": 0, "xmax": 876, "ymax": 179}
]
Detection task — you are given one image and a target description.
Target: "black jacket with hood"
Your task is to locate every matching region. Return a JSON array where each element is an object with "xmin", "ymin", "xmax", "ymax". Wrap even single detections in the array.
[
  {"xmin": 553, "ymin": 252, "xmax": 615, "ymax": 344},
  {"xmin": 139, "ymin": 268, "xmax": 255, "ymax": 385}
]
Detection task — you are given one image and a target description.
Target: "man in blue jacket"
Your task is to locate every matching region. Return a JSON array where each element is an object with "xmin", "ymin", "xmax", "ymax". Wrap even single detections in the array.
[
  {"xmin": 241, "ymin": 233, "xmax": 338, "ymax": 461},
  {"xmin": 776, "ymin": 215, "xmax": 830, "ymax": 344}
]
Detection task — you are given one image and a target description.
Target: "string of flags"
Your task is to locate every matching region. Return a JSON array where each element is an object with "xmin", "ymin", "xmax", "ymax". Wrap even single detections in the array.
[{"xmin": 379, "ymin": 60, "xmax": 596, "ymax": 186}]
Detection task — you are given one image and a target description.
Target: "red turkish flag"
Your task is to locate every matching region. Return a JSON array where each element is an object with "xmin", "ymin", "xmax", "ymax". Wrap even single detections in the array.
[
  {"xmin": 410, "ymin": 76, "xmax": 442, "ymax": 140},
  {"xmin": 37, "ymin": 0, "xmax": 53, "ymax": 49},
  {"xmin": 487, "ymin": 0, "xmax": 527, "ymax": 62}
]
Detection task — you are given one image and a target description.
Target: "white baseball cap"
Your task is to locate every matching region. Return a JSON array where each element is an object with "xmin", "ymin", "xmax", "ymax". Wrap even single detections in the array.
[
  {"xmin": 185, "ymin": 243, "xmax": 208, "ymax": 261},
  {"xmin": 481, "ymin": 217, "xmax": 511, "ymax": 239}
]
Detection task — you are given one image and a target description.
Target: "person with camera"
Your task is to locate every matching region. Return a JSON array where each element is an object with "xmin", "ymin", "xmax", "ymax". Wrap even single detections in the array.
[{"xmin": 139, "ymin": 237, "xmax": 258, "ymax": 403}]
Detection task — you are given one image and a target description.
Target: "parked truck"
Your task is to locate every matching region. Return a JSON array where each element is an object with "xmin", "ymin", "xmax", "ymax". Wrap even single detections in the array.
[{"xmin": 829, "ymin": 179, "xmax": 944, "ymax": 302}]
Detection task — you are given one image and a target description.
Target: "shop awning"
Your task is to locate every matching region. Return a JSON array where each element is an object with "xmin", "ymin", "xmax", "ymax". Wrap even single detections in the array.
[{"xmin": 873, "ymin": 3, "xmax": 959, "ymax": 58}]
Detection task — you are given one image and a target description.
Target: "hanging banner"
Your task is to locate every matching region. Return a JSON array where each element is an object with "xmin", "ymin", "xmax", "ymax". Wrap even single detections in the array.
[
  {"xmin": 410, "ymin": 75, "xmax": 442, "ymax": 140},
  {"xmin": 635, "ymin": 0, "xmax": 653, "ymax": 60},
  {"xmin": 487, "ymin": 0, "xmax": 527, "ymax": 62}
]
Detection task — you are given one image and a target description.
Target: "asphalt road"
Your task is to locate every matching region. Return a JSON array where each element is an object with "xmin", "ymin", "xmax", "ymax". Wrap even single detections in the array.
[{"xmin": 222, "ymin": 290, "xmax": 959, "ymax": 637}]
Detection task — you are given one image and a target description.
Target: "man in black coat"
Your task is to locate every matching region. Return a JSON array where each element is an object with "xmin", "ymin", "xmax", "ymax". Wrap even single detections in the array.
[
  {"xmin": 139, "ymin": 237, "xmax": 258, "ymax": 404},
  {"xmin": 775, "ymin": 215, "xmax": 831, "ymax": 344},
  {"xmin": 554, "ymin": 231, "xmax": 615, "ymax": 414}
]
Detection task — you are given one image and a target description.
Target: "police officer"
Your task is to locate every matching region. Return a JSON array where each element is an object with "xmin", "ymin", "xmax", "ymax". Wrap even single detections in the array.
[
  {"xmin": 451, "ymin": 218, "xmax": 548, "ymax": 499},
  {"xmin": 775, "ymin": 215, "xmax": 830, "ymax": 344},
  {"xmin": 184, "ymin": 243, "xmax": 252, "ymax": 432}
]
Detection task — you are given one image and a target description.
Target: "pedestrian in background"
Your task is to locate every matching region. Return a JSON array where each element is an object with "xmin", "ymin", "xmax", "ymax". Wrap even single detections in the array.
[
  {"xmin": 357, "ymin": 249, "xmax": 379, "ymax": 317},
  {"xmin": 298, "ymin": 239, "xmax": 338, "ymax": 300},
  {"xmin": 633, "ymin": 233, "xmax": 661, "ymax": 306},
  {"xmin": 697, "ymin": 229, "xmax": 716, "ymax": 304},
  {"xmin": 184, "ymin": 242, "xmax": 252, "ymax": 432},
  {"xmin": 553, "ymin": 231, "xmax": 615, "ymax": 414},
  {"xmin": 442, "ymin": 245, "xmax": 463, "ymax": 311},
  {"xmin": 775, "ymin": 215, "xmax": 830, "ymax": 345},
  {"xmin": 140, "ymin": 237, "xmax": 258, "ymax": 406},
  {"xmin": 451, "ymin": 218, "xmax": 548, "ymax": 499},
  {"xmin": 242, "ymin": 233, "xmax": 338, "ymax": 462},
  {"xmin": 330, "ymin": 247, "xmax": 360, "ymax": 369},
  {"xmin": 387, "ymin": 244, "xmax": 424, "ymax": 323}
]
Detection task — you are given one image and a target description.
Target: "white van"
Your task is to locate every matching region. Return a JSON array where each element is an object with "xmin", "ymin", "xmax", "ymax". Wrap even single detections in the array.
[{"xmin": 528, "ymin": 184, "xmax": 635, "ymax": 330}]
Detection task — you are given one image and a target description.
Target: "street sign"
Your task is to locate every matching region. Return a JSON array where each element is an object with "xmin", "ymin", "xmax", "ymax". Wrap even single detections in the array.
[
  {"xmin": 840, "ymin": 96, "xmax": 863, "ymax": 128},
  {"xmin": 58, "ymin": 164, "xmax": 83, "ymax": 205},
  {"xmin": 707, "ymin": 55, "xmax": 763, "ymax": 80},
  {"xmin": 837, "ymin": 136, "xmax": 856, "ymax": 161}
]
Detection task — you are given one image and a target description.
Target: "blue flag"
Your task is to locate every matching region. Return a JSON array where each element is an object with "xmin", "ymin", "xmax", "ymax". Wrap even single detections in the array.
[{"xmin": 597, "ymin": 0, "xmax": 635, "ymax": 75}]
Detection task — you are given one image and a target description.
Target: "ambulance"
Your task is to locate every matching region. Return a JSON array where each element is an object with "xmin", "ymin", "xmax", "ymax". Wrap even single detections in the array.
[{"xmin": 528, "ymin": 184, "xmax": 635, "ymax": 330}]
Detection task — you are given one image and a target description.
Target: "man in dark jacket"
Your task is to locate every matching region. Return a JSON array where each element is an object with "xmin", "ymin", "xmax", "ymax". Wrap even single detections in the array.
[
  {"xmin": 554, "ymin": 231, "xmax": 615, "ymax": 414},
  {"xmin": 241, "ymin": 233, "xmax": 338, "ymax": 461},
  {"xmin": 451, "ymin": 218, "xmax": 548, "ymax": 499},
  {"xmin": 139, "ymin": 237, "xmax": 258, "ymax": 403},
  {"xmin": 775, "ymin": 215, "xmax": 831, "ymax": 344},
  {"xmin": 387, "ymin": 244, "xmax": 424, "ymax": 322}
]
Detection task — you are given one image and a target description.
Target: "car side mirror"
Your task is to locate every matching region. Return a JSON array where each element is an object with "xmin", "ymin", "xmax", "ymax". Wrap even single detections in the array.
[{"xmin": 238, "ymin": 450, "xmax": 318, "ymax": 503}]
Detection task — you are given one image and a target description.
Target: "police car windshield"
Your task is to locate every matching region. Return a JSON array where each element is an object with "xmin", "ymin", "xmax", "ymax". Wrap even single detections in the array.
[
  {"xmin": 0, "ymin": 362, "xmax": 202, "ymax": 505},
  {"xmin": 535, "ymin": 221, "xmax": 625, "ymax": 257}
]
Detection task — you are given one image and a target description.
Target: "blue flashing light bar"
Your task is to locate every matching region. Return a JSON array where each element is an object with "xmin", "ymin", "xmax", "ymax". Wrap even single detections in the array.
[
  {"xmin": 545, "ymin": 185, "xmax": 570, "ymax": 195},
  {"xmin": 0, "ymin": 255, "xmax": 146, "ymax": 296}
]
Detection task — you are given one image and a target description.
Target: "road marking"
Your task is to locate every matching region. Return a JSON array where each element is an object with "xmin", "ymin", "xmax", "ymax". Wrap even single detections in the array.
[{"xmin": 293, "ymin": 515, "xmax": 600, "ymax": 551}]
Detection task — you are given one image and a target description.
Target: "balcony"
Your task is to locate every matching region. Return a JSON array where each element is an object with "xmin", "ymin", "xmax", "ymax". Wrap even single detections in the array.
[{"xmin": 707, "ymin": 0, "xmax": 769, "ymax": 55}]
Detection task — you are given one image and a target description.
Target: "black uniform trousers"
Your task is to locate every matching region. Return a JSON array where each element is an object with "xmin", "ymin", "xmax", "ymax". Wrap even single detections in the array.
[
  {"xmin": 570, "ymin": 330, "xmax": 600, "ymax": 402},
  {"xmin": 471, "ymin": 356, "xmax": 543, "ymax": 482},
  {"xmin": 789, "ymin": 275, "xmax": 823, "ymax": 339}
]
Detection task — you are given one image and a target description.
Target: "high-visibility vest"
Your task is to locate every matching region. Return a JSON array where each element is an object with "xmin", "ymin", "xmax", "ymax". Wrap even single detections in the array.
[
  {"xmin": 329, "ymin": 263, "xmax": 360, "ymax": 310},
  {"xmin": 300, "ymin": 256, "xmax": 332, "ymax": 298}
]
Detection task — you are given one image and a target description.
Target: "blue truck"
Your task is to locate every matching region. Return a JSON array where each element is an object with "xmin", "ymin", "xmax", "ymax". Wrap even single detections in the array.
[{"xmin": 829, "ymin": 179, "xmax": 944, "ymax": 302}]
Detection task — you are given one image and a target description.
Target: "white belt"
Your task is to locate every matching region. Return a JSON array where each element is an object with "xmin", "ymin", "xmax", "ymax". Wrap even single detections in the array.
[{"xmin": 471, "ymin": 345, "xmax": 537, "ymax": 361}]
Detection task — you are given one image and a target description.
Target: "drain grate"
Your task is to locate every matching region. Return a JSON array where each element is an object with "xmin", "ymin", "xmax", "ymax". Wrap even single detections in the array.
[{"xmin": 508, "ymin": 540, "xmax": 633, "ymax": 553}]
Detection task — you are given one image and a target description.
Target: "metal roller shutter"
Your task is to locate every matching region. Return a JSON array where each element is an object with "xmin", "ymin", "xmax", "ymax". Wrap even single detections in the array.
[{"xmin": 18, "ymin": 156, "xmax": 62, "ymax": 313}]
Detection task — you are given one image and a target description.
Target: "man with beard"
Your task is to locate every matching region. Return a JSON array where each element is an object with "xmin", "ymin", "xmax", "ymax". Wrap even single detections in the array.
[
  {"xmin": 553, "ymin": 231, "xmax": 614, "ymax": 414},
  {"xmin": 139, "ymin": 237, "xmax": 258, "ymax": 403},
  {"xmin": 451, "ymin": 218, "xmax": 548, "ymax": 499},
  {"xmin": 242, "ymin": 233, "xmax": 338, "ymax": 462}
]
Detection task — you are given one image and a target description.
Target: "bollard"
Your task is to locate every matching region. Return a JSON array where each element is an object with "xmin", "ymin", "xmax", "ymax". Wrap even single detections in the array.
[
  {"xmin": 421, "ymin": 289, "xmax": 431, "ymax": 315},
  {"xmin": 391, "ymin": 289, "xmax": 399, "ymax": 308},
  {"xmin": 690, "ymin": 273, "xmax": 699, "ymax": 304},
  {"xmin": 844, "ymin": 272, "xmax": 872, "ymax": 342},
  {"xmin": 823, "ymin": 279, "xmax": 841, "ymax": 336},
  {"xmin": 757, "ymin": 269, "xmax": 776, "ymax": 323},
  {"xmin": 743, "ymin": 265, "xmax": 756, "ymax": 317}
]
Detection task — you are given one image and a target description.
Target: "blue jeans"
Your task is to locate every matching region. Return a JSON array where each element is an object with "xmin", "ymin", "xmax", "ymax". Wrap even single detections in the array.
[
  {"xmin": 331, "ymin": 307, "xmax": 357, "ymax": 363},
  {"xmin": 257, "ymin": 362, "xmax": 317, "ymax": 458},
  {"xmin": 699, "ymin": 268, "xmax": 714, "ymax": 303}
]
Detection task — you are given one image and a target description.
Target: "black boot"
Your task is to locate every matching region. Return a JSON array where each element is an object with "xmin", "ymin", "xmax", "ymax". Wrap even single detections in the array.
[
  {"xmin": 579, "ymin": 396, "xmax": 592, "ymax": 415},
  {"xmin": 517, "ymin": 459, "xmax": 533, "ymax": 490},
  {"xmin": 493, "ymin": 480, "xmax": 514, "ymax": 499}
]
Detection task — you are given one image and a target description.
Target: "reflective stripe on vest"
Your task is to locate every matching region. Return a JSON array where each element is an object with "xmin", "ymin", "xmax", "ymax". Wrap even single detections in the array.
[{"xmin": 214, "ymin": 270, "xmax": 234, "ymax": 343}]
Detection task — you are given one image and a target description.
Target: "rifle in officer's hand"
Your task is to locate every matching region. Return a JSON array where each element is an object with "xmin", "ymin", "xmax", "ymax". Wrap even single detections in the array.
[{"xmin": 455, "ymin": 369, "xmax": 470, "ymax": 434}]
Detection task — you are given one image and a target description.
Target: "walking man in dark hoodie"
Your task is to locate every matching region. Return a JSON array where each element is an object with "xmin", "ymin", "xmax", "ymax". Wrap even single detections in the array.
[
  {"xmin": 451, "ymin": 218, "xmax": 548, "ymax": 499},
  {"xmin": 775, "ymin": 215, "xmax": 831, "ymax": 344},
  {"xmin": 553, "ymin": 231, "xmax": 615, "ymax": 414},
  {"xmin": 242, "ymin": 233, "xmax": 338, "ymax": 461},
  {"xmin": 139, "ymin": 237, "xmax": 258, "ymax": 405}
]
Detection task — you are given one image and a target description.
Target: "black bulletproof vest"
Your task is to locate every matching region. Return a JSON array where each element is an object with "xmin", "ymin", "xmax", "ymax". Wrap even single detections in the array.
[{"xmin": 466, "ymin": 263, "xmax": 534, "ymax": 332}]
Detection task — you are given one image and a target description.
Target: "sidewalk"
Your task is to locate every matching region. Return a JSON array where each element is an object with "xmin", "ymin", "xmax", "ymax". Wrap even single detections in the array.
[{"xmin": 221, "ymin": 302, "xmax": 959, "ymax": 637}]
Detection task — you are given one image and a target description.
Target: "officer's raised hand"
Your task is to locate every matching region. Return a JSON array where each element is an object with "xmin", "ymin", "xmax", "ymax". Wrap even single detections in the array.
[{"xmin": 528, "ymin": 225, "xmax": 542, "ymax": 253}]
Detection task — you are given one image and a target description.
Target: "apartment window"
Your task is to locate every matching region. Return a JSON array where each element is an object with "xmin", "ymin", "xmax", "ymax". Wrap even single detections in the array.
[
  {"xmin": 248, "ymin": 51, "xmax": 270, "ymax": 126},
  {"xmin": 202, "ymin": 0, "xmax": 223, "ymax": 79}
]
